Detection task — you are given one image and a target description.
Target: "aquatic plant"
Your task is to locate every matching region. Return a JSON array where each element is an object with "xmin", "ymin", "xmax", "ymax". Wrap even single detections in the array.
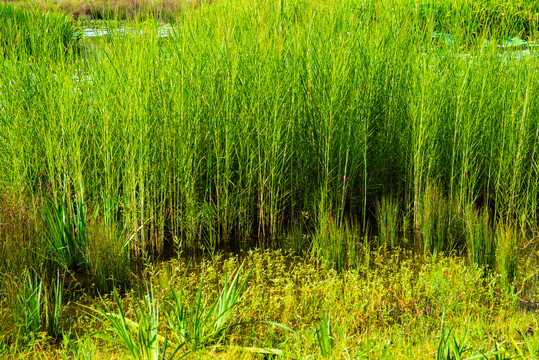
[
  {"xmin": 43, "ymin": 194, "xmax": 89, "ymax": 272},
  {"xmin": 88, "ymin": 285, "xmax": 163, "ymax": 360},
  {"xmin": 165, "ymin": 263, "xmax": 252, "ymax": 352},
  {"xmin": 315, "ymin": 312, "xmax": 335, "ymax": 358}
]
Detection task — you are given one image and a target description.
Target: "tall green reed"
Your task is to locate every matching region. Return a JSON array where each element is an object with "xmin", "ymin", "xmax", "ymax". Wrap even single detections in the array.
[
  {"xmin": 0, "ymin": 3, "xmax": 80, "ymax": 60},
  {"xmin": 416, "ymin": 184, "xmax": 464, "ymax": 253},
  {"xmin": 495, "ymin": 220, "xmax": 519, "ymax": 288},
  {"xmin": 376, "ymin": 195, "xmax": 400, "ymax": 250},
  {"xmin": 465, "ymin": 206, "xmax": 496, "ymax": 272},
  {"xmin": 87, "ymin": 194, "xmax": 132, "ymax": 293},
  {"xmin": 1, "ymin": 0, "xmax": 538, "ymax": 265}
]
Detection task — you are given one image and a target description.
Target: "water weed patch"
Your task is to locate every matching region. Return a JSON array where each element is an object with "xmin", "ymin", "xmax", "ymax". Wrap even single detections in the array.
[{"xmin": 0, "ymin": 250, "xmax": 537, "ymax": 358}]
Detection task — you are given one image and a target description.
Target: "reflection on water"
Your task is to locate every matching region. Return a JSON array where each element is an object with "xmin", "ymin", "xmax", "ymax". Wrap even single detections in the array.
[
  {"xmin": 81, "ymin": 24, "xmax": 173, "ymax": 38},
  {"xmin": 80, "ymin": 28, "xmax": 539, "ymax": 63}
]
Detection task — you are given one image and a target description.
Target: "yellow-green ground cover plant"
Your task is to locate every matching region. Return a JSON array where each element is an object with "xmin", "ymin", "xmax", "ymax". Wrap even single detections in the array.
[{"xmin": 2, "ymin": 251, "xmax": 539, "ymax": 358}]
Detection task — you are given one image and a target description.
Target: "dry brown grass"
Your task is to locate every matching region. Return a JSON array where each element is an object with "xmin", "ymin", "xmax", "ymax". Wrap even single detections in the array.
[
  {"xmin": 68, "ymin": 0, "xmax": 181, "ymax": 21},
  {"xmin": 14, "ymin": 0, "xmax": 212, "ymax": 21},
  {"xmin": 0, "ymin": 192, "xmax": 42, "ymax": 277}
]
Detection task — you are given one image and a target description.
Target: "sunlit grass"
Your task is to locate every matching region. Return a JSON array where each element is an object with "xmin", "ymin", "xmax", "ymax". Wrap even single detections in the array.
[
  {"xmin": 0, "ymin": 2, "xmax": 80, "ymax": 60},
  {"xmin": 2, "ymin": 250, "xmax": 536, "ymax": 358},
  {"xmin": 1, "ymin": 0, "xmax": 539, "ymax": 357},
  {"xmin": 2, "ymin": 0, "xmax": 539, "ymax": 260}
]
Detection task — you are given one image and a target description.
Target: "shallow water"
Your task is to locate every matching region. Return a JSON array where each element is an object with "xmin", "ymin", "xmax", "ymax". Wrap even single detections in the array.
[
  {"xmin": 81, "ymin": 24, "xmax": 173, "ymax": 38},
  {"xmin": 80, "ymin": 27, "xmax": 539, "ymax": 63}
]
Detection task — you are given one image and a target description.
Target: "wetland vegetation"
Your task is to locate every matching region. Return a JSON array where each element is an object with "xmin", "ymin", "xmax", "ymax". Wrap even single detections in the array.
[{"xmin": 1, "ymin": 0, "xmax": 539, "ymax": 358}]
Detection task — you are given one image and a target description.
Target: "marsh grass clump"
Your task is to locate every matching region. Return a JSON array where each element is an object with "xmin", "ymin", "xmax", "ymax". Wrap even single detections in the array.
[
  {"xmin": 79, "ymin": 0, "xmax": 189, "ymax": 21},
  {"xmin": 465, "ymin": 206, "xmax": 496, "ymax": 272},
  {"xmin": 0, "ymin": 3, "xmax": 80, "ymax": 60},
  {"xmin": 5, "ymin": 270, "xmax": 45, "ymax": 344},
  {"xmin": 87, "ymin": 217, "xmax": 132, "ymax": 294},
  {"xmin": 0, "ymin": 193, "xmax": 42, "ymax": 278},
  {"xmin": 315, "ymin": 311, "xmax": 335, "ymax": 358},
  {"xmin": 376, "ymin": 195, "xmax": 400, "ymax": 250},
  {"xmin": 89, "ymin": 285, "xmax": 162, "ymax": 360},
  {"xmin": 417, "ymin": 0, "xmax": 539, "ymax": 39},
  {"xmin": 88, "ymin": 264, "xmax": 253, "ymax": 358},
  {"xmin": 164, "ymin": 263, "xmax": 252, "ymax": 352},
  {"xmin": 416, "ymin": 184, "xmax": 465, "ymax": 254},
  {"xmin": 495, "ymin": 220, "xmax": 520, "ymax": 288},
  {"xmin": 436, "ymin": 322, "xmax": 508, "ymax": 360},
  {"xmin": 312, "ymin": 215, "xmax": 366, "ymax": 271},
  {"xmin": 3, "ymin": 269, "xmax": 65, "ymax": 346},
  {"xmin": 43, "ymin": 194, "xmax": 90, "ymax": 272}
]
